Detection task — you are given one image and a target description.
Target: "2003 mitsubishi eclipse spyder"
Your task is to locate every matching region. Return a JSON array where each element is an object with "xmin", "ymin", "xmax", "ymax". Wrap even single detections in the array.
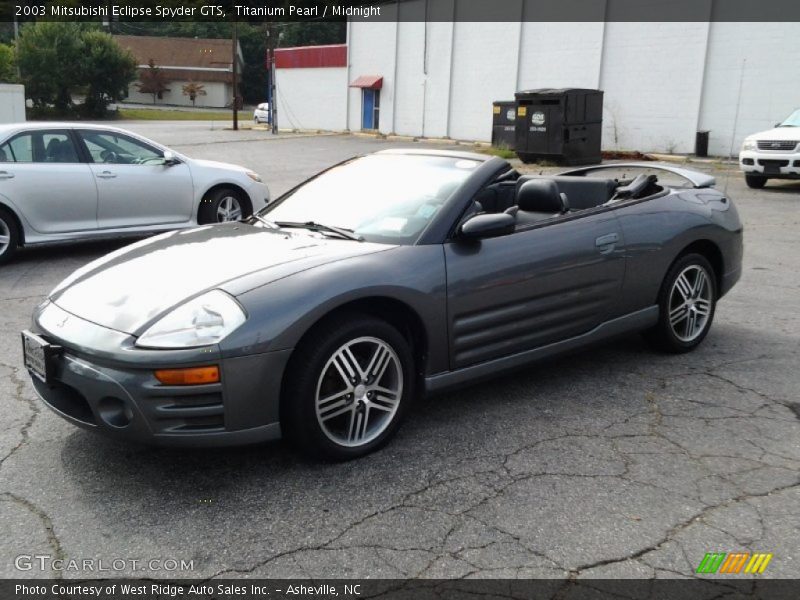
[{"xmin": 22, "ymin": 150, "xmax": 743, "ymax": 460}]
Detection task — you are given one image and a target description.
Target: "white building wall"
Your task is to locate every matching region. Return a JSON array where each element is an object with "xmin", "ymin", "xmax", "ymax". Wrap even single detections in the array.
[
  {"xmin": 448, "ymin": 22, "xmax": 521, "ymax": 141},
  {"xmin": 393, "ymin": 20, "xmax": 426, "ymax": 136},
  {"xmin": 0, "ymin": 84, "xmax": 26, "ymax": 124},
  {"xmin": 699, "ymin": 22, "xmax": 800, "ymax": 156},
  {"xmin": 125, "ymin": 81, "xmax": 230, "ymax": 108},
  {"xmin": 598, "ymin": 22, "xmax": 710, "ymax": 154},
  {"xmin": 517, "ymin": 22, "xmax": 604, "ymax": 91},
  {"xmin": 421, "ymin": 20, "xmax": 455, "ymax": 138},
  {"xmin": 348, "ymin": 15, "xmax": 398, "ymax": 132},
  {"xmin": 276, "ymin": 67, "xmax": 348, "ymax": 131},
  {"xmin": 282, "ymin": 14, "xmax": 800, "ymax": 154}
]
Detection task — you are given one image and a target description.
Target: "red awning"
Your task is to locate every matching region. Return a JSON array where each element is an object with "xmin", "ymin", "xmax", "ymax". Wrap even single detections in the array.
[{"xmin": 349, "ymin": 75, "xmax": 383, "ymax": 90}]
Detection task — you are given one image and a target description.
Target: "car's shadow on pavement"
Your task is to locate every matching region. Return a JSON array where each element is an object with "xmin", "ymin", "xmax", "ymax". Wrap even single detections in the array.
[
  {"xmin": 55, "ymin": 323, "xmax": 786, "ymax": 522},
  {"xmin": 11, "ymin": 237, "xmax": 148, "ymax": 266},
  {"xmin": 758, "ymin": 181, "xmax": 800, "ymax": 194}
]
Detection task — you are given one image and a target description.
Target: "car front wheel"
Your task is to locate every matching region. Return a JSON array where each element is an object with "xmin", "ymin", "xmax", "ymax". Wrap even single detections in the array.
[
  {"xmin": 282, "ymin": 314, "xmax": 415, "ymax": 460},
  {"xmin": 0, "ymin": 207, "xmax": 19, "ymax": 265},
  {"xmin": 198, "ymin": 188, "xmax": 249, "ymax": 224},
  {"xmin": 745, "ymin": 174, "xmax": 768, "ymax": 189},
  {"xmin": 645, "ymin": 253, "xmax": 717, "ymax": 353}
]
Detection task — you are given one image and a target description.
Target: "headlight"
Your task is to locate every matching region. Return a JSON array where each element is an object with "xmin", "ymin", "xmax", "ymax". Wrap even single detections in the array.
[
  {"xmin": 741, "ymin": 139, "xmax": 757, "ymax": 152},
  {"xmin": 136, "ymin": 290, "xmax": 246, "ymax": 349},
  {"xmin": 246, "ymin": 171, "xmax": 262, "ymax": 183}
]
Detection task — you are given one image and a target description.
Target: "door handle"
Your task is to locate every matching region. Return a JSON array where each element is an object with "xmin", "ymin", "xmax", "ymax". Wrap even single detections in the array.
[
  {"xmin": 595, "ymin": 233, "xmax": 619, "ymax": 254},
  {"xmin": 96, "ymin": 171, "xmax": 117, "ymax": 179},
  {"xmin": 0, "ymin": 171, "xmax": 14, "ymax": 179}
]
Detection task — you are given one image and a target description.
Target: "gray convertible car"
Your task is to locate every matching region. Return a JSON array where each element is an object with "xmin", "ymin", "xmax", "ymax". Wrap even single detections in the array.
[{"xmin": 23, "ymin": 150, "xmax": 743, "ymax": 460}]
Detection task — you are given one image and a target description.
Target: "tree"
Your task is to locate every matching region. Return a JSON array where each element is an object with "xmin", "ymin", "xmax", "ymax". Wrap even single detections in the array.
[
  {"xmin": 79, "ymin": 31, "xmax": 137, "ymax": 116},
  {"xmin": 0, "ymin": 43, "xmax": 14, "ymax": 83},
  {"xmin": 16, "ymin": 22, "xmax": 136, "ymax": 116},
  {"xmin": 17, "ymin": 22, "xmax": 88, "ymax": 110},
  {"xmin": 182, "ymin": 82, "xmax": 207, "ymax": 107},
  {"xmin": 136, "ymin": 59, "xmax": 171, "ymax": 104}
]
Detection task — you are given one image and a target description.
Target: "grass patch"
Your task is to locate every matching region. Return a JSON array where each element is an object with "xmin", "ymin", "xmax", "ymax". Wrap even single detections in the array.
[
  {"xmin": 117, "ymin": 108, "xmax": 235, "ymax": 121},
  {"xmin": 476, "ymin": 145, "xmax": 517, "ymax": 159}
]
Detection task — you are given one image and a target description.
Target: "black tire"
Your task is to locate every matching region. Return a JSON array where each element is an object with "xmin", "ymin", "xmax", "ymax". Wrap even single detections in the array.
[
  {"xmin": 644, "ymin": 253, "xmax": 717, "ymax": 353},
  {"xmin": 0, "ymin": 207, "xmax": 20, "ymax": 265},
  {"xmin": 282, "ymin": 313, "xmax": 415, "ymax": 461},
  {"xmin": 198, "ymin": 187, "xmax": 251, "ymax": 224},
  {"xmin": 745, "ymin": 174, "xmax": 768, "ymax": 189}
]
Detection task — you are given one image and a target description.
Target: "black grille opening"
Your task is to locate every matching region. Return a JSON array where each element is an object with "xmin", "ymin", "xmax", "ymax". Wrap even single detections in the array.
[{"xmin": 33, "ymin": 379, "xmax": 96, "ymax": 425}]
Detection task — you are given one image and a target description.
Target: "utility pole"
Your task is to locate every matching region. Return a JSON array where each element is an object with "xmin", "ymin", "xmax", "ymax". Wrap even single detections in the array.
[
  {"xmin": 266, "ymin": 23, "xmax": 279, "ymax": 135},
  {"xmin": 271, "ymin": 45, "xmax": 278, "ymax": 135},
  {"xmin": 13, "ymin": 14, "xmax": 19, "ymax": 79},
  {"xmin": 232, "ymin": 21, "xmax": 239, "ymax": 131}
]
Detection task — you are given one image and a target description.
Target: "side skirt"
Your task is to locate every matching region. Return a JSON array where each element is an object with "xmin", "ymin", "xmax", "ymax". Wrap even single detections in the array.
[{"xmin": 424, "ymin": 305, "xmax": 659, "ymax": 394}]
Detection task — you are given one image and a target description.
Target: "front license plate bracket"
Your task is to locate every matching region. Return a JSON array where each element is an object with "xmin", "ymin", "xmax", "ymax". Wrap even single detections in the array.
[{"xmin": 21, "ymin": 330, "xmax": 61, "ymax": 384}]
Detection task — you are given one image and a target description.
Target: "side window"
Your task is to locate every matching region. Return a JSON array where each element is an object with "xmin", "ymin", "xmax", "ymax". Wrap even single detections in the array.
[
  {"xmin": 0, "ymin": 131, "xmax": 78, "ymax": 163},
  {"xmin": 79, "ymin": 131, "xmax": 163, "ymax": 165},
  {"xmin": 41, "ymin": 132, "xmax": 80, "ymax": 163},
  {"xmin": 4, "ymin": 134, "xmax": 34, "ymax": 162}
]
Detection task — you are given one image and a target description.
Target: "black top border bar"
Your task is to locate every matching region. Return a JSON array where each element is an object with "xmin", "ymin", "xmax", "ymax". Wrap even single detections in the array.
[{"xmin": 2, "ymin": 0, "xmax": 800, "ymax": 23}]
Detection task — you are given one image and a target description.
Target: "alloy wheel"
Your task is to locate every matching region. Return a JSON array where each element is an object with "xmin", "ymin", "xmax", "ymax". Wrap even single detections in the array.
[
  {"xmin": 216, "ymin": 196, "xmax": 243, "ymax": 222},
  {"xmin": 315, "ymin": 336, "xmax": 403, "ymax": 447},
  {"xmin": 668, "ymin": 264, "xmax": 712, "ymax": 342},
  {"xmin": 0, "ymin": 219, "xmax": 9, "ymax": 256}
]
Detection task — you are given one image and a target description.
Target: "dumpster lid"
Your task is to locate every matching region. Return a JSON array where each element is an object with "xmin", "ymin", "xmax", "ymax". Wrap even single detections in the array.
[
  {"xmin": 350, "ymin": 75, "xmax": 383, "ymax": 90},
  {"xmin": 516, "ymin": 88, "xmax": 601, "ymax": 97}
]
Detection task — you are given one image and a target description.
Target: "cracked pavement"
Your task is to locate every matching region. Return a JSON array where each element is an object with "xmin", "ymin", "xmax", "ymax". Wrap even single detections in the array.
[{"xmin": 0, "ymin": 126, "xmax": 798, "ymax": 580}]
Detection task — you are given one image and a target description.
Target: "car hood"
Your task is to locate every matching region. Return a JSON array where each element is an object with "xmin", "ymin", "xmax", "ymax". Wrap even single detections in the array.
[
  {"xmin": 51, "ymin": 224, "xmax": 392, "ymax": 335},
  {"xmin": 189, "ymin": 158, "xmax": 251, "ymax": 173},
  {"xmin": 746, "ymin": 127, "xmax": 800, "ymax": 142}
]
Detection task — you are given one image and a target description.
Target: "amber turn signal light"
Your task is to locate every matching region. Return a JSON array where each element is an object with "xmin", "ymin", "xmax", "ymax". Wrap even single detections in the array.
[{"xmin": 154, "ymin": 366, "xmax": 220, "ymax": 386}]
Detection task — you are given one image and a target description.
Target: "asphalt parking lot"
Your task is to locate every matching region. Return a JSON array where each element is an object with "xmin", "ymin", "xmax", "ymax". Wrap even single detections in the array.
[{"xmin": 1, "ymin": 122, "xmax": 799, "ymax": 580}]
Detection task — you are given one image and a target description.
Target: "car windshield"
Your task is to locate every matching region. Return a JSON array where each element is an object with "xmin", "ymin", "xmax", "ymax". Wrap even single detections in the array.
[
  {"xmin": 260, "ymin": 154, "xmax": 481, "ymax": 244},
  {"xmin": 779, "ymin": 109, "xmax": 800, "ymax": 127}
]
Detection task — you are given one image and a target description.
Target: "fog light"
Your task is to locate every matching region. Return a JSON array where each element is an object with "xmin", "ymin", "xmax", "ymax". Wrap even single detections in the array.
[
  {"xmin": 742, "ymin": 158, "xmax": 754, "ymax": 166},
  {"xmin": 97, "ymin": 396, "xmax": 133, "ymax": 428},
  {"xmin": 154, "ymin": 366, "xmax": 220, "ymax": 385}
]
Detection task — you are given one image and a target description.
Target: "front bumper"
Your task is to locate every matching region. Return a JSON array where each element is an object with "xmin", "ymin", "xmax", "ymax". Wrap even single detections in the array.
[
  {"xmin": 739, "ymin": 150, "xmax": 800, "ymax": 178},
  {"xmin": 26, "ymin": 302, "xmax": 290, "ymax": 447}
]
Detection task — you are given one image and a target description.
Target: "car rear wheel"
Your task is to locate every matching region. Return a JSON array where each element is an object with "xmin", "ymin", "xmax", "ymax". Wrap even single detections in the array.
[
  {"xmin": 282, "ymin": 314, "xmax": 415, "ymax": 461},
  {"xmin": 644, "ymin": 253, "xmax": 717, "ymax": 353},
  {"xmin": 745, "ymin": 174, "xmax": 768, "ymax": 189},
  {"xmin": 198, "ymin": 188, "xmax": 249, "ymax": 224},
  {"xmin": 0, "ymin": 208, "xmax": 20, "ymax": 265}
]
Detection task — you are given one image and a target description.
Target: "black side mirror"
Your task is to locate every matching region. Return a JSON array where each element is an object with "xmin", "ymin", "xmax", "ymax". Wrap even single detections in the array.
[{"xmin": 460, "ymin": 212, "xmax": 516, "ymax": 240}]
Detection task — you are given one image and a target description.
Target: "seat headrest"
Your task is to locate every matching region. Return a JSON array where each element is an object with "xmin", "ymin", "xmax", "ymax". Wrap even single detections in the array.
[{"xmin": 516, "ymin": 179, "xmax": 568, "ymax": 213}]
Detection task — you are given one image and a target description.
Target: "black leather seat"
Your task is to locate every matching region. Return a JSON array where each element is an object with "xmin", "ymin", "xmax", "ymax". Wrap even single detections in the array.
[
  {"xmin": 519, "ymin": 175, "xmax": 616, "ymax": 210},
  {"xmin": 514, "ymin": 179, "xmax": 569, "ymax": 227}
]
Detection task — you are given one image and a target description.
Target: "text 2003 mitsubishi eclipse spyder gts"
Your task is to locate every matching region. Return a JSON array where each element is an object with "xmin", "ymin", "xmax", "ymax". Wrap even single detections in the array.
[{"xmin": 23, "ymin": 150, "xmax": 743, "ymax": 460}]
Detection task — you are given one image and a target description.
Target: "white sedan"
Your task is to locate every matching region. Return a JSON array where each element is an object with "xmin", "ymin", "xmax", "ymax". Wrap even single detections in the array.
[
  {"xmin": 0, "ymin": 123, "xmax": 269, "ymax": 263},
  {"xmin": 253, "ymin": 103, "xmax": 270, "ymax": 124}
]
